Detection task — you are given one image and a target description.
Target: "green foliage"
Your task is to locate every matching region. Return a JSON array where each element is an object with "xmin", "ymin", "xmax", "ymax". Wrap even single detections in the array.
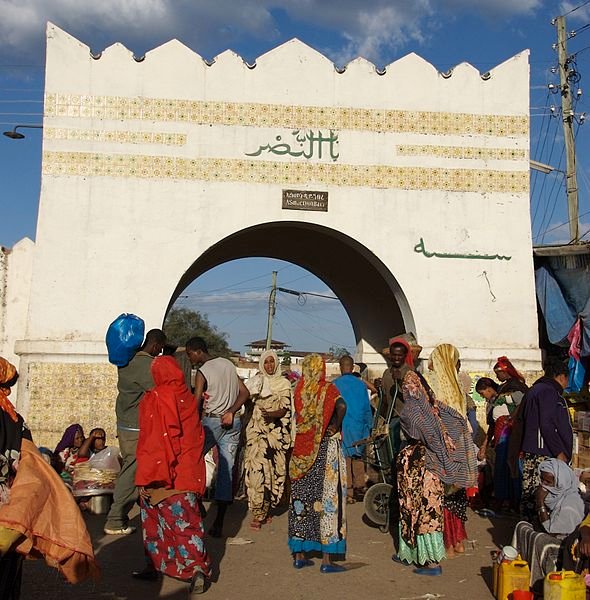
[
  {"xmin": 281, "ymin": 352, "xmax": 292, "ymax": 367},
  {"xmin": 329, "ymin": 346, "xmax": 350, "ymax": 360},
  {"xmin": 164, "ymin": 308, "xmax": 231, "ymax": 357}
]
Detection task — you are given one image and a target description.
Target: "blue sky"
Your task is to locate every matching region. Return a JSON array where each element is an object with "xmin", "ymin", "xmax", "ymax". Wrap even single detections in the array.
[{"xmin": 1, "ymin": 0, "xmax": 589, "ymax": 353}]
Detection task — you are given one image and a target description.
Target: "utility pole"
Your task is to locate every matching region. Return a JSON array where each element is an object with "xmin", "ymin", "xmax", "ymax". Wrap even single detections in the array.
[
  {"xmin": 555, "ymin": 15, "xmax": 580, "ymax": 242},
  {"xmin": 265, "ymin": 271, "xmax": 277, "ymax": 351}
]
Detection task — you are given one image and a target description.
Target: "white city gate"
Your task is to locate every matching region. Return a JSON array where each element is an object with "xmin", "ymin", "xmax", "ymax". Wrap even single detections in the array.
[{"xmin": 0, "ymin": 24, "xmax": 540, "ymax": 445}]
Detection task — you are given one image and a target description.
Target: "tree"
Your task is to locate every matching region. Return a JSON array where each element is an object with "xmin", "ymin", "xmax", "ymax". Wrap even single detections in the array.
[
  {"xmin": 329, "ymin": 346, "xmax": 350, "ymax": 360},
  {"xmin": 164, "ymin": 308, "xmax": 231, "ymax": 357},
  {"xmin": 281, "ymin": 352, "xmax": 292, "ymax": 367}
]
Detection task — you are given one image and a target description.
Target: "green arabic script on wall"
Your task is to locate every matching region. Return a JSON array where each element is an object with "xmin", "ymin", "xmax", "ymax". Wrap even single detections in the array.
[
  {"xmin": 245, "ymin": 129, "xmax": 339, "ymax": 162},
  {"xmin": 413, "ymin": 237, "xmax": 512, "ymax": 261}
]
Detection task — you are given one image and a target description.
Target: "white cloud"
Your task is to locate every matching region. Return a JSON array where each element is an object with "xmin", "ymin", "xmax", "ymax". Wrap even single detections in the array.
[
  {"xmin": 0, "ymin": 0, "xmax": 543, "ymax": 67},
  {"xmin": 559, "ymin": 1, "xmax": 590, "ymax": 22},
  {"xmin": 539, "ymin": 220, "xmax": 590, "ymax": 244}
]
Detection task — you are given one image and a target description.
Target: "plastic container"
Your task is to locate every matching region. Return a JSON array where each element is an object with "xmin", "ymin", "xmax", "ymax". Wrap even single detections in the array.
[
  {"xmin": 511, "ymin": 591, "xmax": 534, "ymax": 600},
  {"xmin": 493, "ymin": 547, "xmax": 520, "ymax": 598},
  {"xmin": 498, "ymin": 560, "xmax": 530, "ymax": 600},
  {"xmin": 544, "ymin": 571, "xmax": 586, "ymax": 600}
]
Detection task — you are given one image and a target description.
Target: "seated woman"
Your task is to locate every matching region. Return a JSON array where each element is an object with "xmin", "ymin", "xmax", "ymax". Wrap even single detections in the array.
[
  {"xmin": 53, "ymin": 424, "xmax": 85, "ymax": 482},
  {"xmin": 512, "ymin": 459, "xmax": 585, "ymax": 592},
  {"xmin": 76, "ymin": 428, "xmax": 107, "ymax": 462}
]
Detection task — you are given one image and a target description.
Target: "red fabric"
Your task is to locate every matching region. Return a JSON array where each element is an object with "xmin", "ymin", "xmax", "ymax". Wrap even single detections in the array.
[
  {"xmin": 388, "ymin": 337, "xmax": 414, "ymax": 368},
  {"xmin": 141, "ymin": 494, "xmax": 210, "ymax": 580},
  {"xmin": 135, "ymin": 356, "xmax": 206, "ymax": 495},
  {"xmin": 568, "ymin": 318, "xmax": 582, "ymax": 362},
  {"xmin": 443, "ymin": 508, "xmax": 467, "ymax": 549},
  {"xmin": 494, "ymin": 356, "xmax": 525, "ymax": 384}
]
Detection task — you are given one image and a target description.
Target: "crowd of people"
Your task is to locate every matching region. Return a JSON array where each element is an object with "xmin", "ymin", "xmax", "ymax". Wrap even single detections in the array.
[{"xmin": 1, "ymin": 327, "xmax": 589, "ymax": 598}]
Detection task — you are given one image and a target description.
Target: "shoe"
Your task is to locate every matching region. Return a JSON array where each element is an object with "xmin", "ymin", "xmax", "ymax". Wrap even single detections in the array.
[
  {"xmin": 391, "ymin": 555, "xmax": 411, "ymax": 566},
  {"xmin": 104, "ymin": 525, "xmax": 136, "ymax": 535},
  {"xmin": 293, "ymin": 559, "xmax": 314, "ymax": 569},
  {"xmin": 131, "ymin": 568, "xmax": 158, "ymax": 581},
  {"xmin": 320, "ymin": 564, "xmax": 346, "ymax": 573},
  {"xmin": 413, "ymin": 565, "xmax": 442, "ymax": 576},
  {"xmin": 189, "ymin": 572, "xmax": 206, "ymax": 596}
]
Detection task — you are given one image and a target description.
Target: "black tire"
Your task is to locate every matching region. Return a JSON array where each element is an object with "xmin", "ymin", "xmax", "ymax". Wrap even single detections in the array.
[{"xmin": 364, "ymin": 482, "xmax": 392, "ymax": 526}]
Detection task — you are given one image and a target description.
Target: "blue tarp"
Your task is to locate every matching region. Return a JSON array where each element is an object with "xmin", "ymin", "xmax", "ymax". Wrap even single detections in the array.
[
  {"xmin": 548, "ymin": 255, "xmax": 590, "ymax": 357},
  {"xmin": 535, "ymin": 265, "xmax": 576, "ymax": 346}
]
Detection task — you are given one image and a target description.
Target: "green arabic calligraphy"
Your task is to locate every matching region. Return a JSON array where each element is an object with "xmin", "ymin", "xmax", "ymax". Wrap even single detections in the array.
[
  {"xmin": 245, "ymin": 129, "xmax": 339, "ymax": 162},
  {"xmin": 413, "ymin": 238, "xmax": 512, "ymax": 261}
]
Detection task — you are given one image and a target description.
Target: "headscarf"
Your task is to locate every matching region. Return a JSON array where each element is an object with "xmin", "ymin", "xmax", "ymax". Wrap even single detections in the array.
[
  {"xmin": 245, "ymin": 350, "xmax": 291, "ymax": 399},
  {"xmin": 0, "ymin": 359, "xmax": 31, "ymax": 502},
  {"xmin": 136, "ymin": 356, "xmax": 205, "ymax": 494},
  {"xmin": 429, "ymin": 343, "xmax": 465, "ymax": 415},
  {"xmin": 289, "ymin": 354, "xmax": 341, "ymax": 481},
  {"xmin": 0, "ymin": 357, "xmax": 18, "ymax": 422},
  {"xmin": 388, "ymin": 337, "xmax": 415, "ymax": 368},
  {"xmin": 246, "ymin": 349, "xmax": 294, "ymax": 443},
  {"xmin": 400, "ymin": 371, "xmax": 477, "ymax": 488},
  {"xmin": 495, "ymin": 356, "xmax": 526, "ymax": 385},
  {"xmin": 54, "ymin": 424, "xmax": 84, "ymax": 456},
  {"xmin": 539, "ymin": 459, "xmax": 585, "ymax": 535}
]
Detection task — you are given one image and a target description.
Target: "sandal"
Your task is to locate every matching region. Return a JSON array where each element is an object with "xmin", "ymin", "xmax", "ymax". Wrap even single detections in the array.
[{"xmin": 249, "ymin": 520, "xmax": 262, "ymax": 530}]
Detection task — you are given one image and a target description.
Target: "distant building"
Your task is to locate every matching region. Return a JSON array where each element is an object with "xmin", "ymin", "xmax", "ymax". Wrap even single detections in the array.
[{"xmin": 245, "ymin": 339, "xmax": 290, "ymax": 362}]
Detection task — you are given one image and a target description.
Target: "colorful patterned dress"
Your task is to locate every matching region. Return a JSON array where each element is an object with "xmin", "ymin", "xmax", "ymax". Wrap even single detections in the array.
[{"xmin": 288, "ymin": 354, "xmax": 347, "ymax": 556}]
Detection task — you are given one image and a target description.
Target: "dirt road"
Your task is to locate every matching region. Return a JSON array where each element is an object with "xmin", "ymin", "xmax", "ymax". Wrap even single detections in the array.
[{"xmin": 22, "ymin": 500, "xmax": 514, "ymax": 599}]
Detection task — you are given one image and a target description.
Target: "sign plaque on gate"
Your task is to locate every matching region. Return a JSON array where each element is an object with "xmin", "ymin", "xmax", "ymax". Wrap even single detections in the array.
[{"xmin": 282, "ymin": 189, "xmax": 329, "ymax": 212}]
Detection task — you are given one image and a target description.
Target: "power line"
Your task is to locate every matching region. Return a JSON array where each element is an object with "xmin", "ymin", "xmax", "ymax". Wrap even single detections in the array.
[
  {"xmin": 535, "ymin": 207, "xmax": 590, "ymax": 241},
  {"xmin": 276, "ymin": 305, "xmax": 354, "ymax": 349},
  {"xmin": 561, "ymin": 0, "xmax": 590, "ymax": 17},
  {"xmin": 181, "ymin": 264, "xmax": 295, "ymax": 296},
  {"xmin": 571, "ymin": 22, "xmax": 590, "ymax": 36}
]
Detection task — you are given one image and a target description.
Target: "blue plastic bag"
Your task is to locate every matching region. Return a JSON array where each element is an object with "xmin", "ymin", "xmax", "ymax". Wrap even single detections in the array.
[{"xmin": 105, "ymin": 314, "xmax": 145, "ymax": 367}]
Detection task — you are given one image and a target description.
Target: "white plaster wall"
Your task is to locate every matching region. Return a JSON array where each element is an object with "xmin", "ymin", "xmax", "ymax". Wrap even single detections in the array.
[
  {"xmin": 19, "ymin": 25, "xmax": 540, "ymax": 384},
  {"xmin": 0, "ymin": 238, "xmax": 34, "ymax": 363},
  {"xmin": 0, "ymin": 238, "xmax": 35, "ymax": 400}
]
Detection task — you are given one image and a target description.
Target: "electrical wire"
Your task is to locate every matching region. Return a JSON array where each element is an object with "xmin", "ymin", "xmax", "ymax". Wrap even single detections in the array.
[
  {"xmin": 531, "ymin": 91, "xmax": 552, "ymax": 205},
  {"xmin": 180, "ymin": 264, "xmax": 295, "ymax": 296},
  {"xmin": 277, "ymin": 305, "xmax": 354, "ymax": 349},
  {"xmin": 536, "ymin": 207, "xmax": 590, "ymax": 240},
  {"xmin": 532, "ymin": 116, "xmax": 561, "ymax": 232},
  {"xmin": 561, "ymin": 0, "xmax": 590, "ymax": 17}
]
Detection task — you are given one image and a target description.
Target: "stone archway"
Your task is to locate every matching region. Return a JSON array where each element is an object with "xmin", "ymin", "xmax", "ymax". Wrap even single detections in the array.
[{"xmin": 167, "ymin": 221, "xmax": 415, "ymax": 363}]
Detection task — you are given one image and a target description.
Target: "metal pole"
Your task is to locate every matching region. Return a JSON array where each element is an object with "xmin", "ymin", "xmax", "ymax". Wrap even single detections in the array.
[
  {"xmin": 555, "ymin": 15, "xmax": 580, "ymax": 242},
  {"xmin": 265, "ymin": 271, "xmax": 277, "ymax": 351}
]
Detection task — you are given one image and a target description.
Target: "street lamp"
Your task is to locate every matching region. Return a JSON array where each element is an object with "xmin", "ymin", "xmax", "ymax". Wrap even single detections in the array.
[
  {"xmin": 530, "ymin": 160, "xmax": 563, "ymax": 175},
  {"xmin": 3, "ymin": 124, "xmax": 43, "ymax": 139}
]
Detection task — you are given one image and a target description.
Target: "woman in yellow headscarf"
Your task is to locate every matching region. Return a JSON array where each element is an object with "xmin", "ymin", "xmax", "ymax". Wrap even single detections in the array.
[
  {"xmin": 288, "ymin": 354, "xmax": 347, "ymax": 573},
  {"xmin": 428, "ymin": 344, "xmax": 476, "ymax": 557},
  {"xmin": 429, "ymin": 343, "xmax": 465, "ymax": 416}
]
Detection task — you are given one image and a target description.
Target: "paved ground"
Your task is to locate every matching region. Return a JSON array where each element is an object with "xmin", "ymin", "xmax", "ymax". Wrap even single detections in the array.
[{"xmin": 22, "ymin": 500, "xmax": 517, "ymax": 599}]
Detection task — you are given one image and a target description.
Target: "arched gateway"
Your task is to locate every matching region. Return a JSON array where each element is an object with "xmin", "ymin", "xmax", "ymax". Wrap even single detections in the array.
[{"xmin": 0, "ymin": 24, "xmax": 541, "ymax": 445}]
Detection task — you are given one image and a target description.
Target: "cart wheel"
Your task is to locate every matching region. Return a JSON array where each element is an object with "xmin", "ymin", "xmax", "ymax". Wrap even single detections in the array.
[{"xmin": 364, "ymin": 483, "xmax": 392, "ymax": 527}]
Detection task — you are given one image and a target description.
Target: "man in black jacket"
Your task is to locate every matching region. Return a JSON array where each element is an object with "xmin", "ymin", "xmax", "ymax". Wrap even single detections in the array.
[{"xmin": 520, "ymin": 357, "xmax": 570, "ymax": 522}]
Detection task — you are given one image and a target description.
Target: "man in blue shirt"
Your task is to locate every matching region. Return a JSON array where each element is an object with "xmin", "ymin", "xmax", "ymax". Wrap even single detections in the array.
[{"xmin": 333, "ymin": 355, "xmax": 373, "ymax": 503}]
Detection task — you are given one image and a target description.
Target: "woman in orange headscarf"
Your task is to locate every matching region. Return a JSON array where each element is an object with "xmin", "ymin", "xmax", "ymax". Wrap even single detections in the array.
[
  {"xmin": 0, "ymin": 357, "xmax": 98, "ymax": 599},
  {"xmin": 288, "ymin": 354, "xmax": 347, "ymax": 573}
]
